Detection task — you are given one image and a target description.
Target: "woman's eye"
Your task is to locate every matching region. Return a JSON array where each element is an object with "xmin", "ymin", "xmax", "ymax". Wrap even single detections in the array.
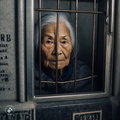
[
  {"xmin": 45, "ymin": 40, "xmax": 53, "ymax": 45},
  {"xmin": 46, "ymin": 40, "xmax": 51, "ymax": 43},
  {"xmin": 61, "ymin": 41, "xmax": 68, "ymax": 44}
]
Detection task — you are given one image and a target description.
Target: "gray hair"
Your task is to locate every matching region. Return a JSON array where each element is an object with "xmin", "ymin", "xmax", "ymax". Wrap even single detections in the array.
[{"xmin": 41, "ymin": 12, "xmax": 75, "ymax": 47}]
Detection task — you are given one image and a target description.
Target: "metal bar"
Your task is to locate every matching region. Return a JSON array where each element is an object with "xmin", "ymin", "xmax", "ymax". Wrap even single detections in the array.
[
  {"xmin": 18, "ymin": 0, "xmax": 25, "ymax": 102},
  {"xmin": 109, "ymin": 0, "xmax": 115, "ymax": 95},
  {"xmin": 106, "ymin": 0, "xmax": 110, "ymax": 33},
  {"xmin": 57, "ymin": 0, "xmax": 60, "ymax": 9},
  {"xmin": 34, "ymin": 91, "xmax": 109, "ymax": 103},
  {"xmin": 26, "ymin": 0, "xmax": 34, "ymax": 100},
  {"xmin": 91, "ymin": 0, "xmax": 97, "ymax": 91},
  {"xmin": 74, "ymin": 0, "xmax": 78, "ymax": 92},
  {"xmin": 104, "ymin": 34, "xmax": 113, "ymax": 95},
  {"xmin": 35, "ymin": 8, "xmax": 105, "ymax": 14},
  {"xmin": 55, "ymin": 13, "xmax": 59, "ymax": 94},
  {"xmin": 113, "ymin": 0, "xmax": 120, "ymax": 96},
  {"xmin": 55, "ymin": 0, "xmax": 60, "ymax": 93},
  {"xmin": 40, "ymin": 75, "xmax": 98, "ymax": 84},
  {"xmin": 38, "ymin": 0, "xmax": 42, "ymax": 95},
  {"xmin": 109, "ymin": 0, "xmax": 115, "ymax": 33},
  {"xmin": 103, "ymin": 0, "xmax": 111, "ymax": 94}
]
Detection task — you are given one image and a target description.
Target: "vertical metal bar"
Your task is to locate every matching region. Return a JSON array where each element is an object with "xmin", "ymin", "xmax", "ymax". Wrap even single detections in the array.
[
  {"xmin": 26, "ymin": 0, "xmax": 34, "ymax": 100},
  {"xmin": 104, "ymin": 0, "xmax": 114, "ymax": 94},
  {"xmin": 55, "ymin": 13, "xmax": 59, "ymax": 94},
  {"xmin": 38, "ymin": 0, "xmax": 42, "ymax": 95},
  {"xmin": 18, "ymin": 0, "xmax": 25, "ymax": 102},
  {"xmin": 109, "ymin": 0, "xmax": 115, "ymax": 95},
  {"xmin": 57, "ymin": 0, "xmax": 60, "ymax": 9},
  {"xmin": 91, "ymin": 0, "xmax": 97, "ymax": 91},
  {"xmin": 110, "ymin": 0, "xmax": 115, "ymax": 33},
  {"xmin": 114, "ymin": 0, "xmax": 120, "ymax": 96},
  {"xmin": 55, "ymin": 0, "xmax": 60, "ymax": 93},
  {"xmin": 74, "ymin": 0, "xmax": 78, "ymax": 92}
]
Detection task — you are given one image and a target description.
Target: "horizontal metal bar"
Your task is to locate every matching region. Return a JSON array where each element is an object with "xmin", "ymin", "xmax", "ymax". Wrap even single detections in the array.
[
  {"xmin": 39, "ymin": 75, "xmax": 97, "ymax": 84},
  {"xmin": 34, "ymin": 91, "xmax": 109, "ymax": 103},
  {"xmin": 34, "ymin": 8, "xmax": 105, "ymax": 14}
]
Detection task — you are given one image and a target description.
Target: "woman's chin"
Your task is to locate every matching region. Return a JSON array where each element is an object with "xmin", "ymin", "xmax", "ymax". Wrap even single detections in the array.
[{"xmin": 49, "ymin": 64, "xmax": 65, "ymax": 70}]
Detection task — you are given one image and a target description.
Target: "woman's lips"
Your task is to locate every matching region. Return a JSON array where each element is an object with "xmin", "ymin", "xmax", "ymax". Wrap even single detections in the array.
[
  {"xmin": 48, "ymin": 59, "xmax": 65, "ymax": 62},
  {"xmin": 49, "ymin": 60, "xmax": 64, "ymax": 65}
]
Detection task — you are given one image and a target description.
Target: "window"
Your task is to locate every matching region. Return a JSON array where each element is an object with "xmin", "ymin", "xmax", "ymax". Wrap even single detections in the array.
[{"xmin": 26, "ymin": 0, "xmax": 114, "ymax": 101}]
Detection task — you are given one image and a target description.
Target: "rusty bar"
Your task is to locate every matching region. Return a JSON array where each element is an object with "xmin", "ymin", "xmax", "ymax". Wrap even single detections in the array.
[
  {"xmin": 54, "ymin": 13, "xmax": 59, "ymax": 94},
  {"xmin": 55, "ymin": 0, "xmax": 60, "ymax": 93},
  {"xmin": 35, "ymin": 8, "xmax": 105, "ymax": 14},
  {"xmin": 74, "ymin": 0, "xmax": 79, "ymax": 92},
  {"xmin": 38, "ymin": 0, "xmax": 42, "ymax": 94},
  {"xmin": 40, "ymin": 75, "xmax": 98, "ymax": 84}
]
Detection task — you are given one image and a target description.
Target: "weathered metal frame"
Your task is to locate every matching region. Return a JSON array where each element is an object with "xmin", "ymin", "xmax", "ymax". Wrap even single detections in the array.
[
  {"xmin": 18, "ymin": 0, "xmax": 26, "ymax": 102},
  {"xmin": 26, "ymin": 0, "xmax": 34, "ymax": 101},
  {"xmin": 26, "ymin": 0, "xmax": 115, "ymax": 102}
]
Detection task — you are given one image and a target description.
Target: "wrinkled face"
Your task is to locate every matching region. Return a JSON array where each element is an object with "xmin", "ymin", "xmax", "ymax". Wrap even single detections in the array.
[{"xmin": 41, "ymin": 22, "xmax": 72, "ymax": 70}]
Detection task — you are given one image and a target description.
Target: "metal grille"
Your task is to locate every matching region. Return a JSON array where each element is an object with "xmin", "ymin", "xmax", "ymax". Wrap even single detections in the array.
[{"xmin": 34, "ymin": 0, "xmax": 106, "ymax": 95}]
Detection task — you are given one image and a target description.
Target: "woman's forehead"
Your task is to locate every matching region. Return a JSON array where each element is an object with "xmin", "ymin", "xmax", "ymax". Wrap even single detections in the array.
[{"xmin": 43, "ymin": 22, "xmax": 71, "ymax": 36}]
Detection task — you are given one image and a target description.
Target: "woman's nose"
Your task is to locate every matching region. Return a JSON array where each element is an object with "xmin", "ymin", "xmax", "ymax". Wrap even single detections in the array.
[{"xmin": 52, "ymin": 44, "xmax": 62, "ymax": 56}]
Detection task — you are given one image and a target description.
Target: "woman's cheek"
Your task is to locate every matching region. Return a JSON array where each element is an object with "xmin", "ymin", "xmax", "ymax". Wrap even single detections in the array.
[{"xmin": 63, "ymin": 48, "xmax": 72, "ymax": 58}]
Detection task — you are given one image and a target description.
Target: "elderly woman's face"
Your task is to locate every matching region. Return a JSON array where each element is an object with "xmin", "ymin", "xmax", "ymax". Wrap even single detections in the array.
[{"xmin": 41, "ymin": 22, "xmax": 72, "ymax": 70}]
